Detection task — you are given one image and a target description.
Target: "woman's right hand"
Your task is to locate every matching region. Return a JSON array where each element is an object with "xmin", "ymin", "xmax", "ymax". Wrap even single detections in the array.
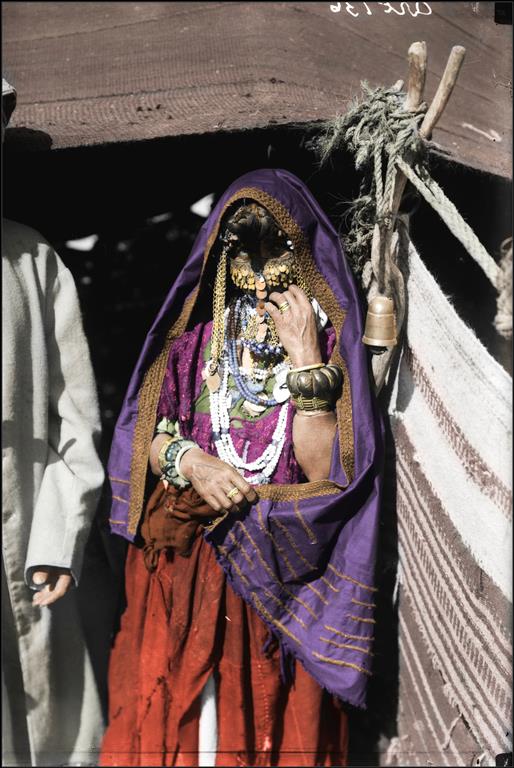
[{"xmin": 179, "ymin": 447, "xmax": 258, "ymax": 514}]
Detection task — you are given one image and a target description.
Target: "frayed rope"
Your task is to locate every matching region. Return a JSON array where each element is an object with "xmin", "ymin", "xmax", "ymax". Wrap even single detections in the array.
[{"xmin": 308, "ymin": 81, "xmax": 428, "ymax": 279}]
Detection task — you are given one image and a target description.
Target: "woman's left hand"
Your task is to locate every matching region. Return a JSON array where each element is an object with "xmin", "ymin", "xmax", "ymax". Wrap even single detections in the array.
[{"xmin": 265, "ymin": 285, "xmax": 322, "ymax": 368}]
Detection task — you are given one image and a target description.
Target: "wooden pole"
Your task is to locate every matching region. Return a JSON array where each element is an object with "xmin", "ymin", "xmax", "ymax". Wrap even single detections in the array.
[
  {"xmin": 369, "ymin": 44, "xmax": 466, "ymax": 395},
  {"xmin": 391, "ymin": 41, "xmax": 428, "ymax": 217},
  {"xmin": 420, "ymin": 46, "xmax": 466, "ymax": 139},
  {"xmin": 404, "ymin": 41, "xmax": 428, "ymax": 112}
]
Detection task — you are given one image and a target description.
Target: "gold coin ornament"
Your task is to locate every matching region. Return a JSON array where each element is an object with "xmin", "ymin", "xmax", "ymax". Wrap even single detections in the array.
[{"xmin": 263, "ymin": 257, "xmax": 293, "ymax": 289}]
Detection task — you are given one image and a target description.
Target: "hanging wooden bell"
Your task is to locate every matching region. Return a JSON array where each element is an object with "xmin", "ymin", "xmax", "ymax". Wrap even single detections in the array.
[{"xmin": 362, "ymin": 295, "xmax": 397, "ymax": 349}]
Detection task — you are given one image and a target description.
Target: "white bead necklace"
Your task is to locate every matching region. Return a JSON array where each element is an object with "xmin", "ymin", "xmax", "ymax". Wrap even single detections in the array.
[{"xmin": 209, "ymin": 329, "xmax": 290, "ymax": 484}]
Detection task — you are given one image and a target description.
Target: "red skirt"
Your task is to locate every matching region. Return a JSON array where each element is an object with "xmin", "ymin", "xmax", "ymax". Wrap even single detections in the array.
[{"xmin": 100, "ymin": 534, "xmax": 348, "ymax": 767}]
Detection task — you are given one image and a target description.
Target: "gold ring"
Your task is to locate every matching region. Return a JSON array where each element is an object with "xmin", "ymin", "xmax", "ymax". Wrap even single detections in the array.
[
  {"xmin": 226, "ymin": 487, "xmax": 240, "ymax": 500},
  {"xmin": 278, "ymin": 301, "xmax": 290, "ymax": 313}
]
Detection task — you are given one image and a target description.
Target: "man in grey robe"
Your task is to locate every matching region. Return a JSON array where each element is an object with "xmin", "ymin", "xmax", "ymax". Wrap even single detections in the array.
[{"xmin": 2, "ymin": 77, "xmax": 105, "ymax": 767}]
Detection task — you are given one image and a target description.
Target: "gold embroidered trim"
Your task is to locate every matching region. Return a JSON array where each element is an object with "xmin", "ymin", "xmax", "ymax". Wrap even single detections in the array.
[
  {"xmin": 219, "ymin": 545, "xmax": 249, "ymax": 587},
  {"xmin": 227, "ymin": 530, "xmax": 254, "ymax": 570},
  {"xmin": 272, "ymin": 517, "xmax": 316, "ymax": 572},
  {"xmin": 203, "ymin": 508, "xmax": 229, "ymax": 533},
  {"xmin": 347, "ymin": 614, "xmax": 376, "ymax": 625},
  {"xmin": 112, "ymin": 495, "xmax": 128, "ymax": 505},
  {"xmin": 320, "ymin": 576, "xmax": 340, "ymax": 593},
  {"xmin": 128, "ymin": 288, "xmax": 199, "ymax": 535},
  {"xmin": 306, "ymin": 583, "xmax": 329, "ymax": 606},
  {"xmin": 252, "ymin": 592, "xmax": 302, "ymax": 646},
  {"xmin": 327, "ymin": 564, "xmax": 378, "ymax": 593},
  {"xmin": 127, "ymin": 185, "xmax": 356, "ymax": 534},
  {"xmin": 257, "ymin": 480, "xmax": 344, "ymax": 503},
  {"xmin": 351, "ymin": 598, "xmax": 376, "ymax": 609},
  {"xmin": 235, "ymin": 520, "xmax": 319, "ymax": 620},
  {"xmin": 324, "ymin": 625, "xmax": 374, "ymax": 643},
  {"xmin": 320, "ymin": 636, "xmax": 374, "ymax": 657},
  {"xmin": 293, "ymin": 498, "xmax": 318, "ymax": 544},
  {"xmin": 109, "ymin": 519, "xmax": 127, "ymax": 525},
  {"xmin": 312, "ymin": 651, "xmax": 372, "ymax": 676},
  {"xmin": 109, "ymin": 476, "xmax": 131, "ymax": 485},
  {"xmin": 256, "ymin": 507, "xmax": 329, "ymax": 606},
  {"xmin": 258, "ymin": 505, "xmax": 298, "ymax": 579},
  {"xmin": 263, "ymin": 588, "xmax": 307, "ymax": 629}
]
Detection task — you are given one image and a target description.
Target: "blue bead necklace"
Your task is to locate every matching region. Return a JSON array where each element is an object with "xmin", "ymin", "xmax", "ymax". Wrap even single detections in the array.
[{"xmin": 227, "ymin": 298, "xmax": 279, "ymax": 407}]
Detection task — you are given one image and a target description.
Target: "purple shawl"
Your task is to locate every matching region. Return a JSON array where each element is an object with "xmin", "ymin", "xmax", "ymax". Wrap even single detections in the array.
[{"xmin": 107, "ymin": 169, "xmax": 384, "ymax": 709}]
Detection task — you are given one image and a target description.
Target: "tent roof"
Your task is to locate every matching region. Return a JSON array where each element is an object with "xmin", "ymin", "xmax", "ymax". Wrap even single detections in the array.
[{"xmin": 2, "ymin": 1, "xmax": 512, "ymax": 178}]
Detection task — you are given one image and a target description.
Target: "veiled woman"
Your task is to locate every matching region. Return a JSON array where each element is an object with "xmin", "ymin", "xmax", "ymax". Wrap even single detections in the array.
[{"xmin": 100, "ymin": 169, "xmax": 383, "ymax": 767}]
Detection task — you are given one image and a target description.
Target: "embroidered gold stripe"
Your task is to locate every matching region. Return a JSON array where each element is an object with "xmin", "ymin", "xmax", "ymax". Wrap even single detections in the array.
[
  {"xmin": 218, "ymin": 546, "xmax": 249, "ymax": 587},
  {"xmin": 109, "ymin": 519, "xmax": 126, "ymax": 525},
  {"xmin": 203, "ymin": 508, "xmax": 229, "ymax": 533},
  {"xmin": 257, "ymin": 506, "xmax": 326, "ymax": 606},
  {"xmin": 324, "ymin": 625, "xmax": 374, "ymax": 643},
  {"xmin": 252, "ymin": 592, "xmax": 301, "ymax": 646},
  {"xmin": 347, "ymin": 614, "xmax": 376, "ymax": 625},
  {"xmin": 263, "ymin": 588, "xmax": 307, "ymax": 629},
  {"xmin": 258, "ymin": 505, "xmax": 299, "ymax": 580},
  {"xmin": 351, "ymin": 598, "xmax": 376, "ymax": 609},
  {"xmin": 312, "ymin": 651, "xmax": 372, "ymax": 676},
  {"xmin": 327, "ymin": 564, "xmax": 378, "ymax": 593},
  {"xmin": 257, "ymin": 481, "xmax": 345, "ymax": 503},
  {"xmin": 236, "ymin": 520, "xmax": 319, "ymax": 621},
  {"xmin": 293, "ymin": 499, "xmax": 318, "ymax": 544},
  {"xmin": 227, "ymin": 530, "xmax": 255, "ymax": 570},
  {"xmin": 112, "ymin": 495, "xmax": 128, "ymax": 504},
  {"xmin": 306, "ymin": 583, "xmax": 329, "ymax": 606},
  {"xmin": 320, "ymin": 576, "xmax": 340, "ymax": 593},
  {"xmin": 272, "ymin": 516, "xmax": 317, "ymax": 572},
  {"xmin": 109, "ymin": 476, "xmax": 131, "ymax": 485},
  {"xmin": 320, "ymin": 636, "xmax": 374, "ymax": 657}
]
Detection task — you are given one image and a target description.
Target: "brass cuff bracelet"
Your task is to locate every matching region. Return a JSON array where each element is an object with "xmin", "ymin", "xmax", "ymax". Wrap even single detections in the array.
[
  {"xmin": 287, "ymin": 363, "xmax": 343, "ymax": 401},
  {"xmin": 291, "ymin": 394, "xmax": 333, "ymax": 413}
]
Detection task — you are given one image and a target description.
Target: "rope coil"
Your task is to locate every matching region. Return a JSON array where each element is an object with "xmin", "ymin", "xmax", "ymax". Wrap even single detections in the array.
[
  {"xmin": 312, "ymin": 82, "xmax": 428, "ymax": 279},
  {"xmin": 312, "ymin": 81, "xmax": 502, "ymax": 295}
]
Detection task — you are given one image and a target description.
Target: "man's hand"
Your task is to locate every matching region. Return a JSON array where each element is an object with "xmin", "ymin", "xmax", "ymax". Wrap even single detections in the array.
[
  {"xmin": 31, "ymin": 567, "xmax": 73, "ymax": 607},
  {"xmin": 180, "ymin": 448, "xmax": 258, "ymax": 513}
]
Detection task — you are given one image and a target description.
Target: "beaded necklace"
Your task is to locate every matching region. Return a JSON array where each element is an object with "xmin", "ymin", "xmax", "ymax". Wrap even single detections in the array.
[
  {"xmin": 208, "ymin": 296, "xmax": 290, "ymax": 484},
  {"xmin": 227, "ymin": 297, "xmax": 282, "ymax": 407}
]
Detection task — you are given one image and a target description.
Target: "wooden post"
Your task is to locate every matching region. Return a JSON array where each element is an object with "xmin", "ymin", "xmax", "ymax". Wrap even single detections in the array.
[{"xmin": 369, "ymin": 44, "xmax": 466, "ymax": 395}]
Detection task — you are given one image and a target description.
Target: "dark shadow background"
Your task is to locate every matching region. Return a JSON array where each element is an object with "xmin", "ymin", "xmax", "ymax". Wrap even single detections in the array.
[{"xmin": 3, "ymin": 124, "xmax": 512, "ymax": 763}]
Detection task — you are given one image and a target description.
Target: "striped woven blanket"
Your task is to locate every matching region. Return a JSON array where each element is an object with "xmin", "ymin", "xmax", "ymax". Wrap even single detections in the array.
[{"xmin": 384, "ymin": 245, "xmax": 512, "ymax": 767}]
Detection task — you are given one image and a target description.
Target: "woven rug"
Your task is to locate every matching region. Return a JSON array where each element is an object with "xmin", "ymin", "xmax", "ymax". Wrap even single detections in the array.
[{"xmin": 383, "ymin": 244, "xmax": 512, "ymax": 767}]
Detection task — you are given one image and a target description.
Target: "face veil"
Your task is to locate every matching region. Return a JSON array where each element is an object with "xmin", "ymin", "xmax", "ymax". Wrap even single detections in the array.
[{"xmin": 107, "ymin": 168, "xmax": 384, "ymax": 709}]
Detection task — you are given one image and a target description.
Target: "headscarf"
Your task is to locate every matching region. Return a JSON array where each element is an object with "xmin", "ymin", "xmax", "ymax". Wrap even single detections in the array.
[{"xmin": 108, "ymin": 168, "xmax": 384, "ymax": 708}]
